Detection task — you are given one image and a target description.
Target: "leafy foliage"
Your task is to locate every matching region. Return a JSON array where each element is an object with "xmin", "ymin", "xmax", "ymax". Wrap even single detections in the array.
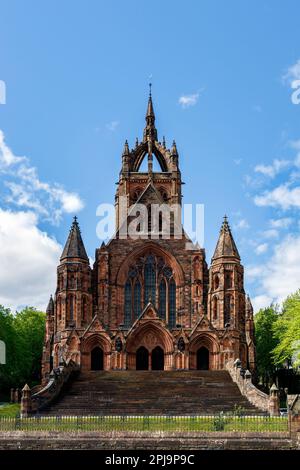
[
  {"xmin": 0, "ymin": 306, "xmax": 45, "ymax": 395},
  {"xmin": 254, "ymin": 305, "xmax": 279, "ymax": 385},
  {"xmin": 272, "ymin": 290, "xmax": 300, "ymax": 367}
]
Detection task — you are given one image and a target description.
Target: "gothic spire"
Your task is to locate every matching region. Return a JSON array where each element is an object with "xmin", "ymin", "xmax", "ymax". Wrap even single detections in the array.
[
  {"xmin": 60, "ymin": 216, "xmax": 89, "ymax": 262},
  {"xmin": 212, "ymin": 215, "xmax": 240, "ymax": 262},
  {"xmin": 46, "ymin": 295, "xmax": 54, "ymax": 316},
  {"xmin": 143, "ymin": 84, "xmax": 157, "ymax": 142}
]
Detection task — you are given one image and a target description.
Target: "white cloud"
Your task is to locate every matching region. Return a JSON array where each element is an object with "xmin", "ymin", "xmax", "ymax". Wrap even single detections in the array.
[
  {"xmin": 254, "ymin": 184, "xmax": 300, "ymax": 210},
  {"xmin": 0, "ymin": 209, "xmax": 61, "ymax": 312},
  {"xmin": 234, "ymin": 158, "xmax": 242, "ymax": 165},
  {"xmin": 282, "ymin": 59, "xmax": 300, "ymax": 85},
  {"xmin": 0, "ymin": 129, "xmax": 84, "ymax": 224},
  {"xmin": 178, "ymin": 93, "xmax": 199, "ymax": 108},
  {"xmin": 234, "ymin": 218, "xmax": 249, "ymax": 229},
  {"xmin": 252, "ymin": 295, "xmax": 274, "ymax": 313},
  {"xmin": 248, "ymin": 233, "xmax": 300, "ymax": 312},
  {"xmin": 255, "ymin": 243, "xmax": 268, "ymax": 255},
  {"xmin": 106, "ymin": 120, "xmax": 119, "ymax": 132},
  {"xmin": 254, "ymin": 159, "xmax": 290, "ymax": 178},
  {"xmin": 262, "ymin": 229, "xmax": 279, "ymax": 239},
  {"xmin": 270, "ymin": 217, "xmax": 292, "ymax": 229},
  {"xmin": 0, "ymin": 129, "xmax": 25, "ymax": 167},
  {"xmin": 290, "ymin": 139, "xmax": 300, "ymax": 151},
  {"xmin": 247, "ymin": 265, "xmax": 265, "ymax": 280}
]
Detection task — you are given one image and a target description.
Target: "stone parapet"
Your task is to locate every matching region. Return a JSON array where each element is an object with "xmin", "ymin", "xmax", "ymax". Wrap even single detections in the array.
[
  {"xmin": 21, "ymin": 359, "xmax": 79, "ymax": 416},
  {"xmin": 226, "ymin": 359, "xmax": 279, "ymax": 415}
]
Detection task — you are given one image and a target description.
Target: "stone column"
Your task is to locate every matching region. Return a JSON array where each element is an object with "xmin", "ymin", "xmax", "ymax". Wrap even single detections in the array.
[
  {"xmin": 269, "ymin": 383, "xmax": 280, "ymax": 416},
  {"xmin": 21, "ymin": 384, "xmax": 32, "ymax": 417}
]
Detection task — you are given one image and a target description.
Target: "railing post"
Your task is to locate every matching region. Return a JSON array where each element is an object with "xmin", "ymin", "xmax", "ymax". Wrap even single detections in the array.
[
  {"xmin": 269, "ymin": 383, "xmax": 280, "ymax": 416},
  {"xmin": 21, "ymin": 384, "xmax": 32, "ymax": 417}
]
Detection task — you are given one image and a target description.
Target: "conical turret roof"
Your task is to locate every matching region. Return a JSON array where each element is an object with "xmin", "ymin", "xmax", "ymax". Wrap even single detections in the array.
[
  {"xmin": 60, "ymin": 216, "xmax": 89, "ymax": 262},
  {"xmin": 212, "ymin": 216, "xmax": 240, "ymax": 261}
]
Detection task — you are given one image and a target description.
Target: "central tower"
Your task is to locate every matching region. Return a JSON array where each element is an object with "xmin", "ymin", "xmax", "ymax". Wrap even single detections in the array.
[{"xmin": 115, "ymin": 89, "xmax": 182, "ymax": 234}]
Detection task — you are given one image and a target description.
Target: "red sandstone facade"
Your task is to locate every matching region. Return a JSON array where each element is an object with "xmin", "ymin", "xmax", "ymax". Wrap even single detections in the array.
[{"xmin": 41, "ymin": 93, "xmax": 256, "ymax": 383}]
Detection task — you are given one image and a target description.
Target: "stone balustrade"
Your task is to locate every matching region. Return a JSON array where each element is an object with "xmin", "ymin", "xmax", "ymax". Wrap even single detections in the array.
[
  {"xmin": 20, "ymin": 359, "xmax": 79, "ymax": 417},
  {"xmin": 226, "ymin": 358, "xmax": 280, "ymax": 416}
]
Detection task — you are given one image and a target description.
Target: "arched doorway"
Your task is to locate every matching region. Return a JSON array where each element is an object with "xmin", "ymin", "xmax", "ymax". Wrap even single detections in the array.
[
  {"xmin": 91, "ymin": 346, "xmax": 104, "ymax": 370},
  {"xmin": 151, "ymin": 346, "xmax": 164, "ymax": 370},
  {"xmin": 136, "ymin": 346, "xmax": 149, "ymax": 370},
  {"xmin": 197, "ymin": 347, "xmax": 209, "ymax": 370}
]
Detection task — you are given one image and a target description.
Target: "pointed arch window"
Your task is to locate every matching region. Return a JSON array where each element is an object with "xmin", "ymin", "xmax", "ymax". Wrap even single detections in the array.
[
  {"xmin": 66, "ymin": 295, "xmax": 74, "ymax": 325},
  {"xmin": 212, "ymin": 296, "xmax": 218, "ymax": 320},
  {"xmin": 124, "ymin": 280, "xmax": 132, "ymax": 327},
  {"xmin": 123, "ymin": 253, "xmax": 176, "ymax": 328},
  {"xmin": 134, "ymin": 281, "xmax": 141, "ymax": 319},
  {"xmin": 159, "ymin": 279, "xmax": 166, "ymax": 320},
  {"xmin": 224, "ymin": 294, "xmax": 234, "ymax": 327},
  {"xmin": 169, "ymin": 278, "xmax": 176, "ymax": 328},
  {"xmin": 144, "ymin": 255, "xmax": 156, "ymax": 305},
  {"xmin": 82, "ymin": 296, "xmax": 87, "ymax": 324}
]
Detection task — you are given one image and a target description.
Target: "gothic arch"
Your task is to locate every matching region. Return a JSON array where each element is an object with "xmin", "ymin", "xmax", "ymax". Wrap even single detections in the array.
[
  {"xmin": 115, "ymin": 242, "xmax": 185, "ymax": 286},
  {"xmin": 131, "ymin": 142, "xmax": 169, "ymax": 172},
  {"xmin": 81, "ymin": 333, "xmax": 111, "ymax": 371},
  {"xmin": 126, "ymin": 321, "xmax": 174, "ymax": 370},
  {"xmin": 189, "ymin": 333, "xmax": 220, "ymax": 370}
]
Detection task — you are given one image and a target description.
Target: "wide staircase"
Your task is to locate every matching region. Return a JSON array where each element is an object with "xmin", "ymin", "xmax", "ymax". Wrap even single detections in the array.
[{"xmin": 41, "ymin": 370, "xmax": 265, "ymax": 416}]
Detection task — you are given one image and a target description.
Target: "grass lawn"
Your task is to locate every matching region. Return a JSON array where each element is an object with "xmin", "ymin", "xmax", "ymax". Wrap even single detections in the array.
[
  {"xmin": 0, "ymin": 403, "xmax": 20, "ymax": 418},
  {"xmin": 0, "ymin": 415, "xmax": 288, "ymax": 432}
]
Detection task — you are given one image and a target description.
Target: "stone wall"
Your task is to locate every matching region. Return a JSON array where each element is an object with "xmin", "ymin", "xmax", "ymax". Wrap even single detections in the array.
[{"xmin": 0, "ymin": 431, "xmax": 294, "ymax": 450}]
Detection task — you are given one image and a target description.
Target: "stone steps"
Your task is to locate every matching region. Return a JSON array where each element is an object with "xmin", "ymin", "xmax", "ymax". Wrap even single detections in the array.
[{"xmin": 41, "ymin": 370, "xmax": 265, "ymax": 416}]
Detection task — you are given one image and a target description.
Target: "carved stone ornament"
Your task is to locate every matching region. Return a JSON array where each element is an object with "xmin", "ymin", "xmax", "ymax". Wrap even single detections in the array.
[
  {"xmin": 115, "ymin": 337, "xmax": 123, "ymax": 352},
  {"xmin": 178, "ymin": 337, "xmax": 185, "ymax": 352}
]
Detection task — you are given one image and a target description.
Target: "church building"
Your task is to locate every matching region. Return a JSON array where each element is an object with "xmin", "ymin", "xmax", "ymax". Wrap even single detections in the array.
[{"xmin": 42, "ymin": 91, "xmax": 256, "ymax": 382}]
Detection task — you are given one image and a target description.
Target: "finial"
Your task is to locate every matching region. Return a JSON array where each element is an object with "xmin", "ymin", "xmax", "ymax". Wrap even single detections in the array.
[
  {"xmin": 162, "ymin": 136, "xmax": 166, "ymax": 148},
  {"xmin": 73, "ymin": 215, "xmax": 78, "ymax": 223},
  {"xmin": 171, "ymin": 140, "xmax": 178, "ymax": 156},
  {"xmin": 144, "ymin": 86, "xmax": 157, "ymax": 142},
  {"xmin": 221, "ymin": 214, "xmax": 229, "ymax": 229},
  {"xmin": 123, "ymin": 139, "xmax": 129, "ymax": 155},
  {"xmin": 135, "ymin": 137, "xmax": 139, "ymax": 148}
]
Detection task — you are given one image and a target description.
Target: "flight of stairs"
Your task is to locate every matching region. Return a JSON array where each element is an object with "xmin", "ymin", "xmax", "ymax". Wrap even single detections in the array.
[{"xmin": 41, "ymin": 370, "xmax": 265, "ymax": 416}]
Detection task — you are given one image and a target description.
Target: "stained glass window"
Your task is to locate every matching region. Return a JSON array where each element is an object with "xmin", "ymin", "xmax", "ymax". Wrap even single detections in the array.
[
  {"xmin": 169, "ymin": 278, "xmax": 176, "ymax": 327},
  {"xmin": 134, "ymin": 281, "xmax": 141, "ymax": 319},
  {"xmin": 144, "ymin": 256, "xmax": 156, "ymax": 305},
  {"xmin": 159, "ymin": 279, "xmax": 166, "ymax": 320},
  {"xmin": 124, "ymin": 280, "xmax": 132, "ymax": 326},
  {"xmin": 123, "ymin": 253, "xmax": 175, "ymax": 328}
]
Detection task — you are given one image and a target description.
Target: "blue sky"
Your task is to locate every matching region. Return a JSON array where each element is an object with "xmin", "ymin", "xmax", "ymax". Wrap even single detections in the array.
[{"xmin": 1, "ymin": 0, "xmax": 300, "ymax": 311}]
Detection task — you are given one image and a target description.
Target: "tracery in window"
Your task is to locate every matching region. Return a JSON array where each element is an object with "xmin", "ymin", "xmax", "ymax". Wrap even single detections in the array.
[{"xmin": 123, "ymin": 253, "xmax": 176, "ymax": 327}]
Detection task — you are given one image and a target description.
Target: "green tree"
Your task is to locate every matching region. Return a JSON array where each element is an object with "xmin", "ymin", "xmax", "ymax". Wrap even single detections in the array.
[
  {"xmin": 0, "ymin": 306, "xmax": 45, "ymax": 397},
  {"xmin": 254, "ymin": 305, "xmax": 279, "ymax": 388},
  {"xmin": 0, "ymin": 305, "xmax": 19, "ymax": 392},
  {"xmin": 272, "ymin": 290, "xmax": 300, "ymax": 367}
]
